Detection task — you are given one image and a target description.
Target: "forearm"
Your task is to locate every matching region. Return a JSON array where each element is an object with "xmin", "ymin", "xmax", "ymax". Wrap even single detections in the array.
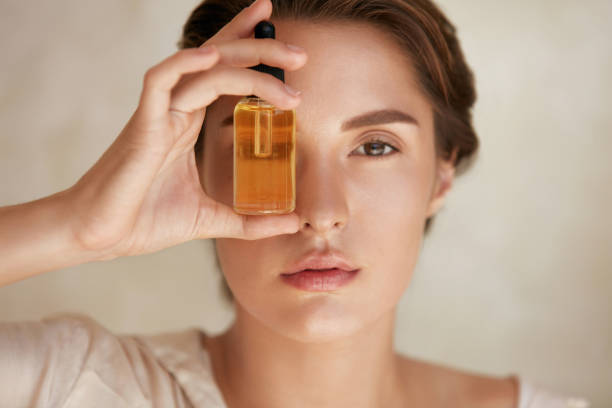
[{"xmin": 0, "ymin": 188, "xmax": 106, "ymax": 287}]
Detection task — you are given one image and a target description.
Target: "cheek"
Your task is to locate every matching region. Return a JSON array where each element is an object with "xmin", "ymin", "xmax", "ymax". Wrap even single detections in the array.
[
  {"xmin": 346, "ymin": 157, "xmax": 432, "ymax": 236},
  {"xmin": 344, "ymin": 158, "xmax": 433, "ymax": 304},
  {"xmin": 215, "ymin": 237, "xmax": 283, "ymax": 292}
]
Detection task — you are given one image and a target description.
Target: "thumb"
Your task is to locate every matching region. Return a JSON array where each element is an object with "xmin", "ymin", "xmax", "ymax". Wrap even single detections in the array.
[
  {"xmin": 239, "ymin": 212, "xmax": 301, "ymax": 240},
  {"xmin": 195, "ymin": 200, "xmax": 300, "ymax": 240}
]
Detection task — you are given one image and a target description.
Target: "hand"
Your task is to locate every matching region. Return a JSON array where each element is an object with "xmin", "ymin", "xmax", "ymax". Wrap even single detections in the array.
[{"xmin": 68, "ymin": 0, "xmax": 307, "ymax": 259}]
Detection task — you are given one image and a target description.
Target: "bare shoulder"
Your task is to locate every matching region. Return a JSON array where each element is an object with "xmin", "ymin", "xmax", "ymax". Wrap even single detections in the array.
[{"xmin": 396, "ymin": 354, "xmax": 519, "ymax": 408}]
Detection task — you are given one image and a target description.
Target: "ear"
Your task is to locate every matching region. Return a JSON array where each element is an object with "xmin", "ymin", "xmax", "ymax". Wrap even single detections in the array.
[{"xmin": 426, "ymin": 147, "xmax": 458, "ymax": 218}]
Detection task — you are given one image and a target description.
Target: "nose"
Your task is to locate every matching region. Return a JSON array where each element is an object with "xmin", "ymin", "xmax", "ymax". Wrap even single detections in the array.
[{"xmin": 295, "ymin": 151, "xmax": 349, "ymax": 238}]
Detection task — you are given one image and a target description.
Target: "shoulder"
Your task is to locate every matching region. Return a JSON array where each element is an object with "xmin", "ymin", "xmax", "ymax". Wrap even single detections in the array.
[
  {"xmin": 517, "ymin": 378, "xmax": 591, "ymax": 408},
  {"xmin": 0, "ymin": 311, "xmax": 116, "ymax": 358},
  {"xmin": 2, "ymin": 312, "xmax": 155, "ymax": 372},
  {"xmin": 396, "ymin": 354, "xmax": 518, "ymax": 408},
  {"xmin": 0, "ymin": 312, "xmax": 197, "ymax": 407},
  {"xmin": 132, "ymin": 326, "xmax": 228, "ymax": 407},
  {"xmin": 0, "ymin": 313, "xmax": 152, "ymax": 406},
  {"xmin": 396, "ymin": 355, "xmax": 591, "ymax": 408}
]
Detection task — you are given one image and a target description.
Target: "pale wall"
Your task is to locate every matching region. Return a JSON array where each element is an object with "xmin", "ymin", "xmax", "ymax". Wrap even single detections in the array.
[{"xmin": 0, "ymin": 0, "xmax": 610, "ymax": 405}]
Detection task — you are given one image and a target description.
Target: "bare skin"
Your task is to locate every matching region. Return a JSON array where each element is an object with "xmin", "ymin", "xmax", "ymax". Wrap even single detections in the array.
[
  {"xmin": 0, "ymin": 1, "xmax": 303, "ymax": 286},
  {"xmin": 196, "ymin": 1, "xmax": 518, "ymax": 407},
  {"xmin": 0, "ymin": 0, "xmax": 518, "ymax": 406},
  {"xmin": 202, "ymin": 307, "xmax": 517, "ymax": 408}
]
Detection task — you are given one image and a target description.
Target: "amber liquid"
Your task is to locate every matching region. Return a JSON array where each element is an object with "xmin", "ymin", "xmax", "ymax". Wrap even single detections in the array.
[{"xmin": 233, "ymin": 96, "xmax": 296, "ymax": 215}]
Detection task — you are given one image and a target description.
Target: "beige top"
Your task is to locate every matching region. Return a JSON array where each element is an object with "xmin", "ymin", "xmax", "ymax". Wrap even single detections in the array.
[{"xmin": 0, "ymin": 313, "xmax": 591, "ymax": 408}]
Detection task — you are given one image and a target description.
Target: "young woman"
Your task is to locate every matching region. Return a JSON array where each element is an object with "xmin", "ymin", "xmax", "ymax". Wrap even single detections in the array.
[{"xmin": 0, "ymin": 0, "xmax": 591, "ymax": 407}]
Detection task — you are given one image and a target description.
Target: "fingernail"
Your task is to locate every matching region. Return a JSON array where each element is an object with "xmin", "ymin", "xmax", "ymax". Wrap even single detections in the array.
[
  {"xmin": 284, "ymin": 83, "xmax": 301, "ymax": 97},
  {"xmin": 286, "ymin": 43, "xmax": 305, "ymax": 53}
]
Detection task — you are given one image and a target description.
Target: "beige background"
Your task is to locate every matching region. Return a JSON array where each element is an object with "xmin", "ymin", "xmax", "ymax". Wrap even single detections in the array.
[{"xmin": 1, "ymin": 0, "xmax": 610, "ymax": 406}]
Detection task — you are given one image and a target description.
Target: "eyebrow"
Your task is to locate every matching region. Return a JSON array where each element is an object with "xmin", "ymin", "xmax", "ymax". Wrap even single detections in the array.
[
  {"xmin": 220, "ymin": 108, "xmax": 419, "ymax": 130},
  {"xmin": 340, "ymin": 109, "xmax": 419, "ymax": 131}
]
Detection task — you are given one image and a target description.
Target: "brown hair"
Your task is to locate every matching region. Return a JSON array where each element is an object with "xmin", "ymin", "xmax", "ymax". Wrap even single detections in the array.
[{"xmin": 178, "ymin": 0, "xmax": 479, "ymax": 303}]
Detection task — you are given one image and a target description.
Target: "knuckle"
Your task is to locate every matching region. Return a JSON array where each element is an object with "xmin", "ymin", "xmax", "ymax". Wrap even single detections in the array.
[
  {"xmin": 208, "ymin": 71, "xmax": 221, "ymax": 98},
  {"xmin": 143, "ymin": 66, "xmax": 160, "ymax": 87},
  {"xmin": 209, "ymin": 65, "xmax": 231, "ymax": 96},
  {"xmin": 180, "ymin": 47, "xmax": 199, "ymax": 59},
  {"xmin": 252, "ymin": 73, "xmax": 279, "ymax": 101},
  {"xmin": 225, "ymin": 52, "xmax": 242, "ymax": 66}
]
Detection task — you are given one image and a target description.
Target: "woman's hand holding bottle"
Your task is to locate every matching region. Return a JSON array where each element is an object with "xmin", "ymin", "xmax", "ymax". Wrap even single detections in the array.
[{"xmin": 0, "ymin": 0, "xmax": 307, "ymax": 284}]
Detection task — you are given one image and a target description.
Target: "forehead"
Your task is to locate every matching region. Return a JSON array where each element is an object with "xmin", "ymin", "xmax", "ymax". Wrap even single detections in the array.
[
  {"xmin": 274, "ymin": 19, "xmax": 416, "ymax": 83},
  {"xmin": 277, "ymin": 19, "xmax": 429, "ymax": 114},
  {"xmin": 209, "ymin": 19, "xmax": 432, "ymax": 134}
]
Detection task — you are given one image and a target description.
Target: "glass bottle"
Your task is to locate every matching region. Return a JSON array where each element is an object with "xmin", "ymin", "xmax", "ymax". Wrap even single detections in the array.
[{"xmin": 233, "ymin": 21, "xmax": 296, "ymax": 215}]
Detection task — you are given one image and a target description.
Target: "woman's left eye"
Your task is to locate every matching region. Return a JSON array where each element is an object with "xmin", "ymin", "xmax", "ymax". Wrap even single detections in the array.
[{"xmin": 352, "ymin": 138, "xmax": 399, "ymax": 158}]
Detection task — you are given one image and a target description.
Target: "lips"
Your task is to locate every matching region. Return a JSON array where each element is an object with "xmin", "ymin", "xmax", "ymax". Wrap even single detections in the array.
[
  {"xmin": 280, "ymin": 268, "xmax": 358, "ymax": 291},
  {"xmin": 280, "ymin": 249, "xmax": 360, "ymax": 291},
  {"xmin": 282, "ymin": 249, "xmax": 359, "ymax": 276}
]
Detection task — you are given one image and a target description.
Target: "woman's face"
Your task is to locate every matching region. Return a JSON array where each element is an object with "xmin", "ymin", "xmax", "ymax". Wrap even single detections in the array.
[{"xmin": 198, "ymin": 20, "xmax": 454, "ymax": 342}]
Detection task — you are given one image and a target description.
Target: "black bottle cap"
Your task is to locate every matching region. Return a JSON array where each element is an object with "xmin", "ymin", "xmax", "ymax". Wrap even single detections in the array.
[{"xmin": 248, "ymin": 21, "xmax": 284, "ymax": 83}]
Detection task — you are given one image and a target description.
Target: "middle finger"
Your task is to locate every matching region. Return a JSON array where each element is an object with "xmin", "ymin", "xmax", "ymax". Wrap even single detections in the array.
[{"xmin": 215, "ymin": 37, "xmax": 308, "ymax": 71}]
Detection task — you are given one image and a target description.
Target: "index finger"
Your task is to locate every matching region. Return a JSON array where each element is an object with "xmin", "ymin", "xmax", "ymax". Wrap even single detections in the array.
[{"xmin": 205, "ymin": 0, "xmax": 273, "ymax": 45}]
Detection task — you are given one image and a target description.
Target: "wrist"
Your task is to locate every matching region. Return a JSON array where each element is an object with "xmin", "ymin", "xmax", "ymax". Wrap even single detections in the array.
[
  {"xmin": 58, "ymin": 184, "xmax": 121, "ymax": 263},
  {"xmin": 0, "ymin": 186, "xmax": 115, "ymax": 287}
]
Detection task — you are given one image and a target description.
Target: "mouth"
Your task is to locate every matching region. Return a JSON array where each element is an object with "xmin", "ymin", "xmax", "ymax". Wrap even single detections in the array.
[
  {"xmin": 280, "ymin": 249, "xmax": 360, "ymax": 291},
  {"xmin": 280, "ymin": 267, "xmax": 360, "ymax": 291}
]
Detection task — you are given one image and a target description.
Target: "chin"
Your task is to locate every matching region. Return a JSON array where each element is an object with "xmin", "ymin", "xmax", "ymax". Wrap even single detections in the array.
[{"xmin": 264, "ymin": 295, "xmax": 367, "ymax": 343}]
